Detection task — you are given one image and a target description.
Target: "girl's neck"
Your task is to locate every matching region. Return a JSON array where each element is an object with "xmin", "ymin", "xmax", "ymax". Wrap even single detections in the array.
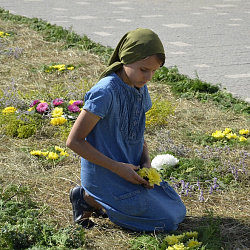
[{"xmin": 116, "ymin": 69, "xmax": 138, "ymax": 90}]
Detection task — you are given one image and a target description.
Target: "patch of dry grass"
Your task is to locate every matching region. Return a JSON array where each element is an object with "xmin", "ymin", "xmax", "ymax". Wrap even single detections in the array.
[
  {"xmin": 0, "ymin": 16, "xmax": 249, "ymax": 249},
  {"xmin": 0, "ymin": 18, "xmax": 104, "ymax": 98}
]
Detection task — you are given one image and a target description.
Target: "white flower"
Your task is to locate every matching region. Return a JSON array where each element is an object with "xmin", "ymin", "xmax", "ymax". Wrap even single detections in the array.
[{"xmin": 151, "ymin": 154, "xmax": 179, "ymax": 170}]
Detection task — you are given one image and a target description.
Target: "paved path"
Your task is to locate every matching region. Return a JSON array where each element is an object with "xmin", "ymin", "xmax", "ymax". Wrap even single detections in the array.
[{"xmin": 1, "ymin": 0, "xmax": 250, "ymax": 102}]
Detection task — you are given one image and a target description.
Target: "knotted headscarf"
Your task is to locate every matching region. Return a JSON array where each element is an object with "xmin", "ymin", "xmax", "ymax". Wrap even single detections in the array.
[{"xmin": 99, "ymin": 28, "xmax": 165, "ymax": 80}]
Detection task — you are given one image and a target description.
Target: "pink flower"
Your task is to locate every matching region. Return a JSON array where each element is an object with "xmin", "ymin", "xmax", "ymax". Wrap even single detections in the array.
[
  {"xmin": 72, "ymin": 100, "xmax": 83, "ymax": 107},
  {"xmin": 53, "ymin": 98, "xmax": 64, "ymax": 106},
  {"xmin": 68, "ymin": 104, "xmax": 81, "ymax": 113},
  {"xmin": 30, "ymin": 100, "xmax": 40, "ymax": 107},
  {"xmin": 36, "ymin": 102, "xmax": 49, "ymax": 113}
]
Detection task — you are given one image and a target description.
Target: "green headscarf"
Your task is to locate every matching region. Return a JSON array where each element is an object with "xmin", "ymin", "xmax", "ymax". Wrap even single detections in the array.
[{"xmin": 99, "ymin": 28, "xmax": 165, "ymax": 80}]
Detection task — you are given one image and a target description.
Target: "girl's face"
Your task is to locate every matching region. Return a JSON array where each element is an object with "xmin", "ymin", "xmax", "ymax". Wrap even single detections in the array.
[{"xmin": 121, "ymin": 55, "xmax": 162, "ymax": 89}]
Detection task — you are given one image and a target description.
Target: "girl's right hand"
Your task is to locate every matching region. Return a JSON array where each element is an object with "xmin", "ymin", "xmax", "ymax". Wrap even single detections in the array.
[{"xmin": 117, "ymin": 163, "xmax": 152, "ymax": 188}]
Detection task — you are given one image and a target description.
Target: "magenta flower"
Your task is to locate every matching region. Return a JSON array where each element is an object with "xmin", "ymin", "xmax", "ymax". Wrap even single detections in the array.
[
  {"xmin": 30, "ymin": 100, "xmax": 40, "ymax": 107},
  {"xmin": 68, "ymin": 104, "xmax": 81, "ymax": 113},
  {"xmin": 53, "ymin": 98, "xmax": 64, "ymax": 106},
  {"xmin": 36, "ymin": 102, "xmax": 49, "ymax": 113},
  {"xmin": 73, "ymin": 100, "xmax": 83, "ymax": 107}
]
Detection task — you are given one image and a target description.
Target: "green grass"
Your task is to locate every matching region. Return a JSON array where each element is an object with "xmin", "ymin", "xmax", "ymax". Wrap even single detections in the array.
[
  {"xmin": 0, "ymin": 185, "xmax": 85, "ymax": 249},
  {"xmin": 153, "ymin": 66, "xmax": 250, "ymax": 116},
  {"xmin": 0, "ymin": 7, "xmax": 249, "ymax": 250}
]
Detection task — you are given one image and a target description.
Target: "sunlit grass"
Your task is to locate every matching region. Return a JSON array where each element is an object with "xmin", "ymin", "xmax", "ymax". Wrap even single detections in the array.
[{"xmin": 0, "ymin": 8, "xmax": 249, "ymax": 249}]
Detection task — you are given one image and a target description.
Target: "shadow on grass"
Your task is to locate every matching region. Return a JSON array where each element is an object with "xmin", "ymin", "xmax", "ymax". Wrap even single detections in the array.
[{"xmin": 179, "ymin": 215, "xmax": 250, "ymax": 250}]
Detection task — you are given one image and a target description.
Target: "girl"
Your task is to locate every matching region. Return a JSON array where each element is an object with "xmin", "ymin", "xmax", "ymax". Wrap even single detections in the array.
[{"xmin": 67, "ymin": 28, "xmax": 186, "ymax": 231}]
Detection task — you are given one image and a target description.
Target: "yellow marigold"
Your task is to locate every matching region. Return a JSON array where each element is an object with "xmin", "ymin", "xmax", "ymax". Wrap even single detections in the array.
[
  {"xmin": 137, "ymin": 168, "xmax": 148, "ymax": 179},
  {"xmin": 165, "ymin": 234, "xmax": 180, "ymax": 246},
  {"xmin": 41, "ymin": 151, "xmax": 49, "ymax": 156},
  {"xmin": 185, "ymin": 231, "xmax": 198, "ymax": 238},
  {"xmin": 167, "ymin": 243, "xmax": 187, "ymax": 250},
  {"xmin": 55, "ymin": 146, "xmax": 64, "ymax": 152},
  {"xmin": 211, "ymin": 130, "xmax": 225, "ymax": 139},
  {"xmin": 69, "ymin": 100, "xmax": 76, "ymax": 105},
  {"xmin": 52, "ymin": 64, "xmax": 66, "ymax": 71},
  {"xmin": 137, "ymin": 168, "xmax": 162, "ymax": 186},
  {"xmin": 223, "ymin": 127, "xmax": 232, "ymax": 134},
  {"xmin": 176, "ymin": 234, "xmax": 185, "ymax": 241},
  {"xmin": 51, "ymin": 117, "xmax": 67, "ymax": 125},
  {"xmin": 46, "ymin": 152, "xmax": 59, "ymax": 160},
  {"xmin": 186, "ymin": 238, "xmax": 202, "ymax": 248},
  {"xmin": 60, "ymin": 151, "xmax": 69, "ymax": 157},
  {"xmin": 239, "ymin": 129, "xmax": 249, "ymax": 135},
  {"xmin": 0, "ymin": 31, "xmax": 10, "ymax": 37},
  {"xmin": 28, "ymin": 107, "xmax": 34, "ymax": 112},
  {"xmin": 2, "ymin": 106, "xmax": 17, "ymax": 115},
  {"xmin": 30, "ymin": 150, "xmax": 43, "ymax": 156},
  {"xmin": 239, "ymin": 136, "xmax": 247, "ymax": 142},
  {"xmin": 52, "ymin": 107, "xmax": 64, "ymax": 118},
  {"xmin": 226, "ymin": 133, "xmax": 238, "ymax": 139},
  {"xmin": 147, "ymin": 168, "xmax": 162, "ymax": 186}
]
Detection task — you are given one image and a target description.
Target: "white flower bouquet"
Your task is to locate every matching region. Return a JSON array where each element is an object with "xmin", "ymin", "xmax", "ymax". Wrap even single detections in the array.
[{"xmin": 151, "ymin": 154, "xmax": 179, "ymax": 170}]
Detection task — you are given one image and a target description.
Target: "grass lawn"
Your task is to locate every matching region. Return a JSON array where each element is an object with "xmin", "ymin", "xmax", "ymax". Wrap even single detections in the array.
[{"xmin": 0, "ymin": 8, "xmax": 249, "ymax": 249}]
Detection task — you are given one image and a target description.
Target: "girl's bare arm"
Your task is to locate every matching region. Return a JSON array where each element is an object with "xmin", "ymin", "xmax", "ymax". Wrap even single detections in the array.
[
  {"xmin": 140, "ymin": 140, "xmax": 152, "ymax": 169},
  {"xmin": 66, "ymin": 109, "xmax": 149, "ymax": 186}
]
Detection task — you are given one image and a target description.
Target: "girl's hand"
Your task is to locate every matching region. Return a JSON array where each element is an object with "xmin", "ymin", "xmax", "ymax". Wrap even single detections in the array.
[
  {"xmin": 140, "ymin": 162, "xmax": 151, "ymax": 169},
  {"xmin": 117, "ymin": 163, "xmax": 152, "ymax": 188}
]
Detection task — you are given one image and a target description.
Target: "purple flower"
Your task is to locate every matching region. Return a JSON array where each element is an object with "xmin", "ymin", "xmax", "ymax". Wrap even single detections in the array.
[
  {"xmin": 72, "ymin": 100, "xmax": 83, "ymax": 107},
  {"xmin": 68, "ymin": 104, "xmax": 81, "ymax": 113},
  {"xmin": 199, "ymin": 190, "xmax": 205, "ymax": 202},
  {"xmin": 36, "ymin": 102, "xmax": 49, "ymax": 113},
  {"xmin": 30, "ymin": 100, "xmax": 40, "ymax": 107},
  {"xmin": 53, "ymin": 98, "xmax": 64, "ymax": 106}
]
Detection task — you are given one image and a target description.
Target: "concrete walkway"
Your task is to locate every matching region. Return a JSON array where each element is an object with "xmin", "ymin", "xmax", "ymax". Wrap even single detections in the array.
[{"xmin": 1, "ymin": 0, "xmax": 250, "ymax": 102}]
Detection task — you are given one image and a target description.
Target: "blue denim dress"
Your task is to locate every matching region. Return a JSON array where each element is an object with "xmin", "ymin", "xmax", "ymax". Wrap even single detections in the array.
[{"xmin": 81, "ymin": 73, "xmax": 186, "ymax": 232}]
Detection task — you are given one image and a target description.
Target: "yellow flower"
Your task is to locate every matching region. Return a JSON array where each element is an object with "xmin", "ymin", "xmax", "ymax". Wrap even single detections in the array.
[
  {"xmin": 51, "ymin": 117, "xmax": 67, "ymax": 125},
  {"xmin": 30, "ymin": 150, "xmax": 43, "ymax": 156},
  {"xmin": 147, "ymin": 168, "xmax": 162, "ymax": 186},
  {"xmin": 0, "ymin": 31, "xmax": 10, "ymax": 37},
  {"xmin": 67, "ymin": 66, "xmax": 74, "ymax": 70},
  {"xmin": 46, "ymin": 152, "xmax": 59, "ymax": 160},
  {"xmin": 185, "ymin": 231, "xmax": 198, "ymax": 238},
  {"xmin": 211, "ymin": 130, "xmax": 225, "ymax": 139},
  {"xmin": 239, "ymin": 129, "xmax": 249, "ymax": 135},
  {"xmin": 167, "ymin": 243, "xmax": 187, "ymax": 250},
  {"xmin": 52, "ymin": 64, "xmax": 66, "ymax": 71},
  {"xmin": 41, "ymin": 151, "xmax": 49, "ymax": 156},
  {"xmin": 28, "ymin": 107, "xmax": 34, "ymax": 112},
  {"xmin": 60, "ymin": 151, "xmax": 69, "ymax": 157},
  {"xmin": 2, "ymin": 106, "xmax": 17, "ymax": 115},
  {"xmin": 186, "ymin": 238, "xmax": 202, "ymax": 248},
  {"xmin": 137, "ymin": 168, "xmax": 148, "ymax": 179},
  {"xmin": 69, "ymin": 100, "xmax": 76, "ymax": 105},
  {"xmin": 137, "ymin": 168, "xmax": 162, "ymax": 186},
  {"xmin": 54, "ymin": 146, "xmax": 69, "ymax": 156},
  {"xmin": 226, "ymin": 133, "xmax": 238, "ymax": 139},
  {"xmin": 223, "ymin": 127, "xmax": 232, "ymax": 134},
  {"xmin": 239, "ymin": 136, "xmax": 247, "ymax": 142},
  {"xmin": 165, "ymin": 234, "xmax": 180, "ymax": 246},
  {"xmin": 52, "ymin": 107, "xmax": 64, "ymax": 118},
  {"xmin": 55, "ymin": 146, "xmax": 64, "ymax": 152}
]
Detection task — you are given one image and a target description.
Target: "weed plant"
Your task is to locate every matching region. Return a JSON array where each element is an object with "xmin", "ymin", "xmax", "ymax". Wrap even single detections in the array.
[
  {"xmin": 153, "ymin": 66, "xmax": 250, "ymax": 115},
  {"xmin": 0, "ymin": 185, "xmax": 85, "ymax": 249}
]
